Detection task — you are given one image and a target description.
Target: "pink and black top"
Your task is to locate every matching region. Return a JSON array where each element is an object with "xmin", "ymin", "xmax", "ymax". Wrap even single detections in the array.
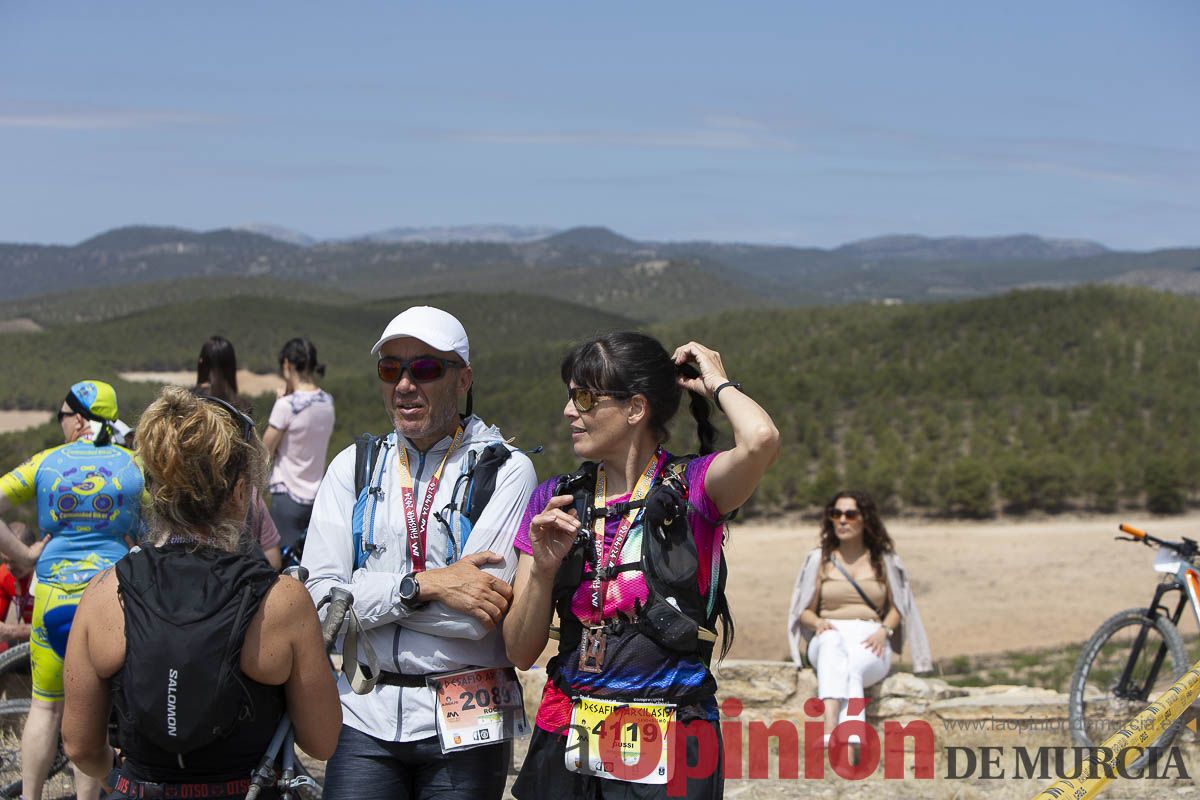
[{"xmin": 514, "ymin": 451, "xmax": 727, "ymax": 734}]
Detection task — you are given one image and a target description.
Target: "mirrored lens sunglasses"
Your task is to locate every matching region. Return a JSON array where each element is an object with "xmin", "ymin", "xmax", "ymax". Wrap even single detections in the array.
[
  {"xmin": 568, "ymin": 387, "xmax": 630, "ymax": 413},
  {"xmin": 377, "ymin": 356, "xmax": 461, "ymax": 384}
]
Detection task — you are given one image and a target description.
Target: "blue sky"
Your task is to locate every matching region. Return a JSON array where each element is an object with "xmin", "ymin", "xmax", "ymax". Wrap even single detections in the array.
[{"xmin": 2, "ymin": 2, "xmax": 1196, "ymax": 249}]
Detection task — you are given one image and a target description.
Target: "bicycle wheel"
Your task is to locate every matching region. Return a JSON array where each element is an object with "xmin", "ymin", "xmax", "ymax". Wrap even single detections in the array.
[
  {"xmin": 0, "ymin": 644, "xmax": 32, "ymax": 702},
  {"xmin": 0, "ymin": 697, "xmax": 70, "ymax": 799},
  {"xmin": 1068, "ymin": 608, "xmax": 1188, "ymax": 754}
]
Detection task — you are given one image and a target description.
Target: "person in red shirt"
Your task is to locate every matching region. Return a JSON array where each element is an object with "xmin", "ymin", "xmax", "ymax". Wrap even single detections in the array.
[{"xmin": 0, "ymin": 521, "xmax": 36, "ymax": 650}]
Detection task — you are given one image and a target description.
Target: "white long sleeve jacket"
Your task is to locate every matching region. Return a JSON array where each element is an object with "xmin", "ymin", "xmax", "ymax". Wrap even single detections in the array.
[{"xmin": 302, "ymin": 415, "xmax": 537, "ymax": 741}]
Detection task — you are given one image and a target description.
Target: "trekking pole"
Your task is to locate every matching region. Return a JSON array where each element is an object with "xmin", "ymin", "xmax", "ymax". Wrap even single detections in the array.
[{"xmin": 246, "ymin": 573, "xmax": 354, "ymax": 800}]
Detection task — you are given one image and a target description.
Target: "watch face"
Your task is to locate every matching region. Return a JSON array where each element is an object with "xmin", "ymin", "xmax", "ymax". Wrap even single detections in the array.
[{"xmin": 400, "ymin": 575, "xmax": 417, "ymax": 600}]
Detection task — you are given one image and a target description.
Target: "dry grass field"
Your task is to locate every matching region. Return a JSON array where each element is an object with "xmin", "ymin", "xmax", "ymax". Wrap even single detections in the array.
[{"xmin": 723, "ymin": 512, "xmax": 1200, "ymax": 668}]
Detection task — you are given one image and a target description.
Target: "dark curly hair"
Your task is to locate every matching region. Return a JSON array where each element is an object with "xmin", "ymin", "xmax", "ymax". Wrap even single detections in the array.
[{"xmin": 820, "ymin": 489, "xmax": 894, "ymax": 581}]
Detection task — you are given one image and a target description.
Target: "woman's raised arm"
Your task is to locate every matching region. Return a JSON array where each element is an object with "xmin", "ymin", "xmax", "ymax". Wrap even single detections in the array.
[{"xmin": 672, "ymin": 341, "xmax": 780, "ymax": 516}]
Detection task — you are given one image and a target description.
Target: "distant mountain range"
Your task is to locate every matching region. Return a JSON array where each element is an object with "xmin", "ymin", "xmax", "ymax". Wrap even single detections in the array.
[
  {"xmin": 236, "ymin": 223, "xmax": 559, "ymax": 245},
  {"xmin": 358, "ymin": 225, "xmax": 559, "ymax": 244},
  {"xmin": 230, "ymin": 222, "xmax": 1115, "ymax": 261},
  {"xmin": 1, "ymin": 224, "xmax": 1197, "ymax": 316}
]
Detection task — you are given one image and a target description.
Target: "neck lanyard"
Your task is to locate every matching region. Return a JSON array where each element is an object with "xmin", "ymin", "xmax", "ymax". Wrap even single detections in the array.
[
  {"xmin": 396, "ymin": 425, "xmax": 465, "ymax": 573},
  {"xmin": 587, "ymin": 450, "xmax": 664, "ymax": 625}
]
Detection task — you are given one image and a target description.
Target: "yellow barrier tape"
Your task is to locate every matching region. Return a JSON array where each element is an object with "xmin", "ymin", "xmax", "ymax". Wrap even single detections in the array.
[{"xmin": 1032, "ymin": 661, "xmax": 1200, "ymax": 799}]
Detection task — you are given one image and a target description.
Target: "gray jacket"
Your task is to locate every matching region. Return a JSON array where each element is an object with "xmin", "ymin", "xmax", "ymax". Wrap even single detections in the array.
[{"xmin": 787, "ymin": 547, "xmax": 933, "ymax": 673}]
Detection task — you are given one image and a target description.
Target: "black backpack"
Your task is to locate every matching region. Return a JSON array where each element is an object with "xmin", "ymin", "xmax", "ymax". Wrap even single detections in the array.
[
  {"xmin": 551, "ymin": 456, "xmax": 731, "ymax": 661},
  {"xmin": 114, "ymin": 544, "xmax": 279, "ymax": 755}
]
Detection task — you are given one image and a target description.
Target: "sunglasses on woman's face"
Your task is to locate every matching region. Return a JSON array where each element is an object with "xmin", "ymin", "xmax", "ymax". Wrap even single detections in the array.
[
  {"xmin": 567, "ymin": 387, "xmax": 629, "ymax": 413},
  {"xmin": 377, "ymin": 356, "xmax": 461, "ymax": 385},
  {"xmin": 828, "ymin": 508, "xmax": 862, "ymax": 521},
  {"xmin": 56, "ymin": 409, "xmax": 75, "ymax": 422}
]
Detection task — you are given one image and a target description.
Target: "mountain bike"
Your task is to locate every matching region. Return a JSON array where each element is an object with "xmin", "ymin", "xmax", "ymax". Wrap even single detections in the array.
[
  {"xmin": 0, "ymin": 643, "xmax": 69, "ymax": 798},
  {"xmin": 1068, "ymin": 523, "xmax": 1198, "ymax": 755}
]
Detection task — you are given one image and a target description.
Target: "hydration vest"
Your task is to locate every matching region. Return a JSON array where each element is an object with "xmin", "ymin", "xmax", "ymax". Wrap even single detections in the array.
[
  {"xmin": 550, "ymin": 456, "xmax": 730, "ymax": 672},
  {"xmin": 113, "ymin": 544, "xmax": 282, "ymax": 768},
  {"xmin": 350, "ymin": 431, "xmax": 514, "ymax": 569}
]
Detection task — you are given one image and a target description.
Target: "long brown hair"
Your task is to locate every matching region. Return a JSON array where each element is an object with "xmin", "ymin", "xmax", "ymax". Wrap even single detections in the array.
[
  {"xmin": 136, "ymin": 386, "xmax": 266, "ymax": 552},
  {"xmin": 820, "ymin": 489, "xmax": 894, "ymax": 581},
  {"xmin": 196, "ymin": 335, "xmax": 243, "ymax": 405}
]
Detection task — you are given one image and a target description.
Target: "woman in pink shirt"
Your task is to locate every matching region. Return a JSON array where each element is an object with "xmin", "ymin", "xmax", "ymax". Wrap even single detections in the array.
[{"xmin": 263, "ymin": 338, "xmax": 335, "ymax": 552}]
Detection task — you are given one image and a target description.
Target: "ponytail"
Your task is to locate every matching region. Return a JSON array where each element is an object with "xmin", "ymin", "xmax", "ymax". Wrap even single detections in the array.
[
  {"xmin": 687, "ymin": 389, "xmax": 717, "ymax": 456},
  {"xmin": 280, "ymin": 338, "xmax": 326, "ymax": 379}
]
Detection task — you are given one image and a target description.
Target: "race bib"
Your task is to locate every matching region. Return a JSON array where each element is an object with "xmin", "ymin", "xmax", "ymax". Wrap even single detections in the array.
[
  {"xmin": 565, "ymin": 697, "xmax": 675, "ymax": 784},
  {"xmin": 427, "ymin": 668, "xmax": 528, "ymax": 753}
]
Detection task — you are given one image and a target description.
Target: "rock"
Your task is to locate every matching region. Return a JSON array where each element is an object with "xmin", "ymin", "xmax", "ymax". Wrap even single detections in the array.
[
  {"xmin": 715, "ymin": 660, "xmax": 802, "ymax": 707},
  {"xmin": 880, "ymin": 673, "xmax": 969, "ymax": 701}
]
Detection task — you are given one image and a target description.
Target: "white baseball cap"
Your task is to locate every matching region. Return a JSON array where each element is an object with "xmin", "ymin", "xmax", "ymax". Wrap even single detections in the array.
[{"xmin": 370, "ymin": 306, "xmax": 471, "ymax": 365}]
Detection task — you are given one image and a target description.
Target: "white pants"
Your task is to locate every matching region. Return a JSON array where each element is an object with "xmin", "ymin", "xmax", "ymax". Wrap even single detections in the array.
[{"xmin": 807, "ymin": 619, "xmax": 891, "ymax": 725}]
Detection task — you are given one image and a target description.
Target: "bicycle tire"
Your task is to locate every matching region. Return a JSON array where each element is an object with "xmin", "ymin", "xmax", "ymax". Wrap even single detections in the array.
[
  {"xmin": 0, "ymin": 643, "xmax": 32, "ymax": 702},
  {"xmin": 0, "ymin": 697, "xmax": 71, "ymax": 799},
  {"xmin": 1068, "ymin": 608, "xmax": 1188, "ymax": 758}
]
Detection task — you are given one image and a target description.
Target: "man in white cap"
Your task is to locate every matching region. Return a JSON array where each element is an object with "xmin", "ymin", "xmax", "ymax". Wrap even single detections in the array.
[{"xmin": 303, "ymin": 306, "xmax": 537, "ymax": 799}]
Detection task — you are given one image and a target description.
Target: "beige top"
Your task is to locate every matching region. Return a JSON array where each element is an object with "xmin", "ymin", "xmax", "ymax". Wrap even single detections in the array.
[
  {"xmin": 789, "ymin": 549, "xmax": 934, "ymax": 672},
  {"xmin": 818, "ymin": 571, "xmax": 887, "ymax": 620}
]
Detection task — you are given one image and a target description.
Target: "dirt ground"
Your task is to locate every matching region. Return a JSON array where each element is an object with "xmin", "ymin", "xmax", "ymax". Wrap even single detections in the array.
[
  {"xmin": 0, "ymin": 371, "xmax": 282, "ymax": 436},
  {"xmin": 722, "ymin": 512, "xmax": 1200, "ymax": 665},
  {"xmin": 118, "ymin": 369, "xmax": 284, "ymax": 396},
  {"xmin": 0, "ymin": 410, "xmax": 52, "ymax": 435}
]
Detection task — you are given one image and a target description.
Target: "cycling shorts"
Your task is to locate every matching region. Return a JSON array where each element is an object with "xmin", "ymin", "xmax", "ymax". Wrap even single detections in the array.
[{"xmin": 31, "ymin": 581, "xmax": 86, "ymax": 702}]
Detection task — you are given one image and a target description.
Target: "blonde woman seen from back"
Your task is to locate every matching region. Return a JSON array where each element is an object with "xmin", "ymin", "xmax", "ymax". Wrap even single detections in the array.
[{"xmin": 61, "ymin": 387, "xmax": 340, "ymax": 800}]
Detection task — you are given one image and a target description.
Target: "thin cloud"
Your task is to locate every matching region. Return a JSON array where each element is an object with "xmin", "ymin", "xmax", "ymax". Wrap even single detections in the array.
[
  {"xmin": 428, "ymin": 120, "xmax": 796, "ymax": 152},
  {"xmin": 0, "ymin": 107, "xmax": 224, "ymax": 130}
]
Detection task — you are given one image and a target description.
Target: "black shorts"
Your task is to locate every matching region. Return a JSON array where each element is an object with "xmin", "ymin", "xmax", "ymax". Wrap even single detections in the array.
[{"xmin": 511, "ymin": 722, "xmax": 724, "ymax": 800}]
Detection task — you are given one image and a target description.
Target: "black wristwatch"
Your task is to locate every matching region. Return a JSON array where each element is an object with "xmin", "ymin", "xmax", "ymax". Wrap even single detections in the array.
[{"xmin": 398, "ymin": 572, "xmax": 428, "ymax": 610}]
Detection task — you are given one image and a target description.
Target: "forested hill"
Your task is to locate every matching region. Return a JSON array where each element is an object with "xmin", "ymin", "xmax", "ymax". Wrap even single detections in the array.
[
  {"xmin": 4, "ymin": 225, "xmax": 1199, "ymax": 314},
  {"xmin": 1, "ymin": 285, "xmax": 1198, "ymax": 518}
]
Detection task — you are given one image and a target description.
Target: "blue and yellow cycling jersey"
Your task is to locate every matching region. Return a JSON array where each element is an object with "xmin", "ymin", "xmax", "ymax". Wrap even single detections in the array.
[{"xmin": 0, "ymin": 439, "xmax": 144, "ymax": 584}]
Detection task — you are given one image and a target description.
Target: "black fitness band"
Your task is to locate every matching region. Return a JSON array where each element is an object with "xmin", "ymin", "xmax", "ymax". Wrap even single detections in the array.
[{"xmin": 712, "ymin": 381, "xmax": 742, "ymax": 412}]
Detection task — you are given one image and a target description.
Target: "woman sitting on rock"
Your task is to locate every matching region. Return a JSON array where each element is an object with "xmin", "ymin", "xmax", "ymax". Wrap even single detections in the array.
[{"xmin": 787, "ymin": 489, "xmax": 931, "ymax": 745}]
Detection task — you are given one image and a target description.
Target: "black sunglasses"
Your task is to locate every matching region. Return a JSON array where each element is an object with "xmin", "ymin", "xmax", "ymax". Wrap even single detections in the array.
[
  {"xmin": 199, "ymin": 395, "xmax": 256, "ymax": 442},
  {"xmin": 377, "ymin": 356, "xmax": 462, "ymax": 385},
  {"xmin": 567, "ymin": 387, "xmax": 630, "ymax": 413},
  {"xmin": 56, "ymin": 409, "xmax": 76, "ymax": 422},
  {"xmin": 828, "ymin": 508, "xmax": 862, "ymax": 521}
]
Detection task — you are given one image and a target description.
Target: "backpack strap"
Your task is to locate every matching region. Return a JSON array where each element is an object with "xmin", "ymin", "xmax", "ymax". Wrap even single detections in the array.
[
  {"xmin": 463, "ymin": 442, "xmax": 512, "ymax": 526},
  {"xmin": 350, "ymin": 433, "xmax": 391, "ymax": 570}
]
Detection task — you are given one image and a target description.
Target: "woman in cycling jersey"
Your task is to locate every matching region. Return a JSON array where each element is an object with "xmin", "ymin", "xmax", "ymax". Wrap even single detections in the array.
[
  {"xmin": 263, "ymin": 338, "xmax": 335, "ymax": 552},
  {"xmin": 503, "ymin": 332, "xmax": 779, "ymax": 800},
  {"xmin": 61, "ymin": 386, "xmax": 340, "ymax": 799},
  {"xmin": 0, "ymin": 379, "xmax": 142, "ymax": 800}
]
